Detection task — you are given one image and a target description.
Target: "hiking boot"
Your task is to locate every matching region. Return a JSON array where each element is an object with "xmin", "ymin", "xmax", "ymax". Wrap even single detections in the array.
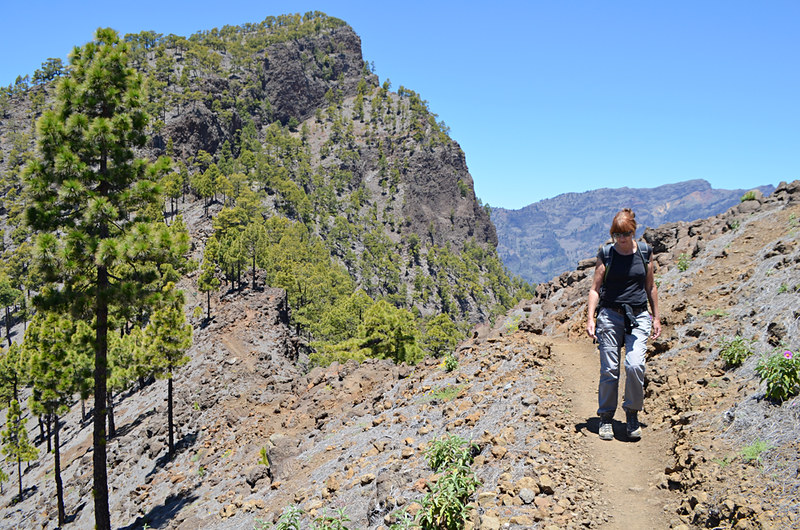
[
  {"xmin": 626, "ymin": 409, "xmax": 642, "ymax": 440},
  {"xmin": 598, "ymin": 414, "xmax": 613, "ymax": 441}
]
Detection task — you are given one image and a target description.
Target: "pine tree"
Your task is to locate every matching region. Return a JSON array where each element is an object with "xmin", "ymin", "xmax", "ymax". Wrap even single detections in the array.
[
  {"xmin": 358, "ymin": 300, "xmax": 422, "ymax": 364},
  {"xmin": 0, "ymin": 343, "xmax": 25, "ymax": 405},
  {"xmin": 145, "ymin": 290, "xmax": 192, "ymax": 457},
  {"xmin": 0, "ymin": 466, "xmax": 8, "ymax": 494},
  {"xmin": 24, "ymin": 28, "xmax": 189, "ymax": 530},
  {"xmin": 1, "ymin": 399, "xmax": 38, "ymax": 502},
  {"xmin": 197, "ymin": 258, "xmax": 220, "ymax": 321},
  {"xmin": 423, "ymin": 313, "xmax": 460, "ymax": 357},
  {"xmin": 25, "ymin": 312, "xmax": 74, "ymax": 525},
  {"xmin": 0, "ymin": 272, "xmax": 21, "ymax": 347},
  {"xmin": 242, "ymin": 221, "xmax": 267, "ymax": 289},
  {"xmin": 68, "ymin": 321, "xmax": 95, "ymax": 423}
]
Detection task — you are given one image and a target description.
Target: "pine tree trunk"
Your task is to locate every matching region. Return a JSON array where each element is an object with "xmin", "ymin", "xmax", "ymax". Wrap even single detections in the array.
[
  {"xmin": 167, "ymin": 373, "xmax": 175, "ymax": 457},
  {"xmin": 53, "ymin": 414, "xmax": 66, "ymax": 527},
  {"xmin": 206, "ymin": 291, "xmax": 211, "ymax": 321},
  {"xmin": 16, "ymin": 455, "xmax": 22, "ymax": 501},
  {"xmin": 45, "ymin": 415, "xmax": 52, "ymax": 453},
  {"xmin": 38, "ymin": 416, "xmax": 45, "ymax": 447},
  {"xmin": 5, "ymin": 306, "xmax": 10, "ymax": 347},
  {"xmin": 81, "ymin": 399, "xmax": 86, "ymax": 422},
  {"xmin": 107, "ymin": 391, "xmax": 116, "ymax": 439},
  {"xmin": 252, "ymin": 252, "xmax": 256, "ymax": 290},
  {"xmin": 93, "ymin": 263, "xmax": 111, "ymax": 530}
]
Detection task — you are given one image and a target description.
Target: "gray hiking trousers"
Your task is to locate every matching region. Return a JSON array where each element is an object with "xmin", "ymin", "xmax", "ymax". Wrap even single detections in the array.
[{"xmin": 596, "ymin": 307, "xmax": 651, "ymax": 416}]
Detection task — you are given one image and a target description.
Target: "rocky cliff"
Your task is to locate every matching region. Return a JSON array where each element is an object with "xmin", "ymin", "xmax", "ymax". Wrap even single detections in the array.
[
  {"xmin": 0, "ymin": 12, "xmax": 510, "ymax": 329},
  {"xmin": 492, "ymin": 179, "xmax": 775, "ymax": 284}
]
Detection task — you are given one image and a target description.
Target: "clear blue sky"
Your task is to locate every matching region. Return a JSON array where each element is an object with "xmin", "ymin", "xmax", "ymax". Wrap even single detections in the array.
[{"xmin": 3, "ymin": 1, "xmax": 798, "ymax": 209}]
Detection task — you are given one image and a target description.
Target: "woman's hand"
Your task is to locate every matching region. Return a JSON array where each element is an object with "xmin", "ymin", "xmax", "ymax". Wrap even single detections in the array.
[{"xmin": 651, "ymin": 318, "xmax": 661, "ymax": 339}]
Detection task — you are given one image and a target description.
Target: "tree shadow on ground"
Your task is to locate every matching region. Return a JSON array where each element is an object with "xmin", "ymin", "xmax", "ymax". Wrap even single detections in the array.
[
  {"xmin": 144, "ymin": 431, "xmax": 200, "ymax": 481},
  {"xmin": 118, "ymin": 491, "xmax": 199, "ymax": 530},
  {"xmin": 113, "ymin": 407, "xmax": 158, "ymax": 439}
]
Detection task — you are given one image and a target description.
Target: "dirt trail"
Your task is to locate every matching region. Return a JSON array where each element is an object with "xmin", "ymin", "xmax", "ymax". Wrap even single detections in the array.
[{"xmin": 550, "ymin": 338, "xmax": 675, "ymax": 530}]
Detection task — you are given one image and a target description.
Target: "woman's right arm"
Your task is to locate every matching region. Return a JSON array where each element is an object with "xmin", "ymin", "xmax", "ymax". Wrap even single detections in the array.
[{"xmin": 586, "ymin": 259, "xmax": 605, "ymax": 340}]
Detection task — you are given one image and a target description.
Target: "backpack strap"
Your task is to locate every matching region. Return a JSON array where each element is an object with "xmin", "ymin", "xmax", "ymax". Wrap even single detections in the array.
[
  {"xmin": 603, "ymin": 241, "xmax": 651, "ymax": 282},
  {"xmin": 601, "ymin": 243, "xmax": 614, "ymax": 282},
  {"xmin": 636, "ymin": 241, "xmax": 651, "ymax": 268}
]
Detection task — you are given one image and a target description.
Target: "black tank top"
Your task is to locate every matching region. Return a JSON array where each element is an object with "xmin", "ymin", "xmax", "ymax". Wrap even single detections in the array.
[{"xmin": 598, "ymin": 246, "xmax": 647, "ymax": 306}]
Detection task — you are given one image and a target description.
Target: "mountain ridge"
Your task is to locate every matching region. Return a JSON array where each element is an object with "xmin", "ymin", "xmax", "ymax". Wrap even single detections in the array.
[{"xmin": 492, "ymin": 178, "xmax": 775, "ymax": 284}]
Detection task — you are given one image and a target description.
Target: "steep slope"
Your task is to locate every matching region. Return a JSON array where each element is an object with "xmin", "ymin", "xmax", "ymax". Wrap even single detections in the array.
[
  {"xmin": 2, "ymin": 182, "xmax": 796, "ymax": 529},
  {"xmin": 492, "ymin": 179, "xmax": 775, "ymax": 284},
  {"xmin": 0, "ymin": 13, "xmax": 527, "ymax": 358},
  {"xmin": 524, "ymin": 179, "xmax": 800, "ymax": 528},
  {"xmin": 0, "ymin": 281, "xmax": 662, "ymax": 529}
]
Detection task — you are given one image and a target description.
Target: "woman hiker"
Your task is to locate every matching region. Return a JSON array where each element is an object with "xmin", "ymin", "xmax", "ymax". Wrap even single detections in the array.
[{"xmin": 586, "ymin": 208, "xmax": 661, "ymax": 441}]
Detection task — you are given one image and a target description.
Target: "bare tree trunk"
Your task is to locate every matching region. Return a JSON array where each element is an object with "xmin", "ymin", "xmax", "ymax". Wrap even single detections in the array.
[
  {"xmin": 45, "ymin": 415, "xmax": 52, "ymax": 453},
  {"xmin": 53, "ymin": 414, "xmax": 66, "ymax": 526},
  {"xmin": 107, "ymin": 391, "xmax": 116, "ymax": 439},
  {"xmin": 38, "ymin": 416, "xmax": 45, "ymax": 447},
  {"xmin": 93, "ymin": 264, "xmax": 111, "ymax": 530},
  {"xmin": 167, "ymin": 374, "xmax": 175, "ymax": 457},
  {"xmin": 16, "ymin": 455, "xmax": 22, "ymax": 501},
  {"xmin": 5, "ymin": 306, "xmax": 10, "ymax": 347}
]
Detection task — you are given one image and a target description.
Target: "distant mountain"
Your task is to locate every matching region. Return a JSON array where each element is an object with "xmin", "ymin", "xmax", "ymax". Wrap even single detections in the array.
[{"xmin": 492, "ymin": 179, "xmax": 775, "ymax": 283}]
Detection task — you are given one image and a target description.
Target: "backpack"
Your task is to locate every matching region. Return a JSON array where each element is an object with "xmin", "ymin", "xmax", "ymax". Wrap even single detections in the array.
[{"xmin": 602, "ymin": 241, "xmax": 651, "ymax": 283}]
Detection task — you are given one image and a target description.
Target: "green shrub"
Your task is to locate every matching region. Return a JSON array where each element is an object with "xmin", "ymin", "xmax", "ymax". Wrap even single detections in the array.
[
  {"xmin": 258, "ymin": 446, "xmax": 270, "ymax": 467},
  {"xmin": 422, "ymin": 384, "xmax": 465, "ymax": 403},
  {"xmin": 740, "ymin": 439, "xmax": 772, "ymax": 464},
  {"xmin": 255, "ymin": 505, "xmax": 302, "ymax": 530},
  {"xmin": 756, "ymin": 349, "xmax": 800, "ymax": 402},
  {"xmin": 504, "ymin": 314, "xmax": 522, "ymax": 333},
  {"xmin": 416, "ymin": 464, "xmax": 480, "ymax": 530},
  {"xmin": 442, "ymin": 353, "xmax": 458, "ymax": 372},
  {"xmin": 388, "ymin": 510, "xmax": 415, "ymax": 529},
  {"xmin": 312, "ymin": 508, "xmax": 351, "ymax": 530},
  {"xmin": 425, "ymin": 434, "xmax": 476, "ymax": 472},
  {"xmin": 718, "ymin": 336, "xmax": 754, "ymax": 367},
  {"xmin": 740, "ymin": 190, "xmax": 757, "ymax": 202},
  {"xmin": 677, "ymin": 253, "xmax": 690, "ymax": 272}
]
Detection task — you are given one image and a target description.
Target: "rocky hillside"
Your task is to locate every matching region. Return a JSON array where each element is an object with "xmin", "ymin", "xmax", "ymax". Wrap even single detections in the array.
[
  {"xmin": 492, "ymin": 179, "xmax": 775, "ymax": 284},
  {"xmin": 0, "ymin": 12, "xmax": 519, "ymax": 339},
  {"xmin": 526, "ymin": 179, "xmax": 800, "ymax": 528},
  {"xmin": 1, "ymin": 176, "xmax": 797, "ymax": 528}
]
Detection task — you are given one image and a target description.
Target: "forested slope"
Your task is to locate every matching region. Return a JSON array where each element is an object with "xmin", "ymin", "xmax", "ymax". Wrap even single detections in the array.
[
  {"xmin": 0, "ymin": 12, "xmax": 531, "ymax": 528},
  {"xmin": 0, "ymin": 11, "xmax": 530, "ymax": 363}
]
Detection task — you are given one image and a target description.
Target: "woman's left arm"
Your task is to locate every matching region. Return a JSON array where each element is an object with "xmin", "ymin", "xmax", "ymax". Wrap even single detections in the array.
[{"xmin": 645, "ymin": 261, "xmax": 661, "ymax": 339}]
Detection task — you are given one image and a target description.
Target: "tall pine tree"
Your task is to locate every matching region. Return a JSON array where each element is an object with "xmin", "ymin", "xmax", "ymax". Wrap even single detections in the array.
[
  {"xmin": 0, "ymin": 344, "xmax": 25, "ymax": 406},
  {"xmin": 144, "ymin": 288, "xmax": 192, "ymax": 457},
  {"xmin": 25, "ymin": 312, "xmax": 75, "ymax": 526},
  {"xmin": 1, "ymin": 399, "xmax": 38, "ymax": 502},
  {"xmin": 24, "ymin": 28, "xmax": 189, "ymax": 529}
]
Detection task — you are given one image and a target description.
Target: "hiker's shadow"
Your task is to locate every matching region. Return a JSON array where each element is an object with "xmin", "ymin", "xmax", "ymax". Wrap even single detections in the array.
[{"xmin": 575, "ymin": 417, "xmax": 645, "ymax": 443}]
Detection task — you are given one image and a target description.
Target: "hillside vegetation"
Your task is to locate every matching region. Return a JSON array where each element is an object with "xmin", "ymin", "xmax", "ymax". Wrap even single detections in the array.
[
  {"xmin": 0, "ymin": 11, "xmax": 530, "ymax": 362},
  {"xmin": 1, "ymin": 10, "xmax": 798, "ymax": 530},
  {"xmin": 0, "ymin": 12, "xmax": 529, "ymax": 529}
]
